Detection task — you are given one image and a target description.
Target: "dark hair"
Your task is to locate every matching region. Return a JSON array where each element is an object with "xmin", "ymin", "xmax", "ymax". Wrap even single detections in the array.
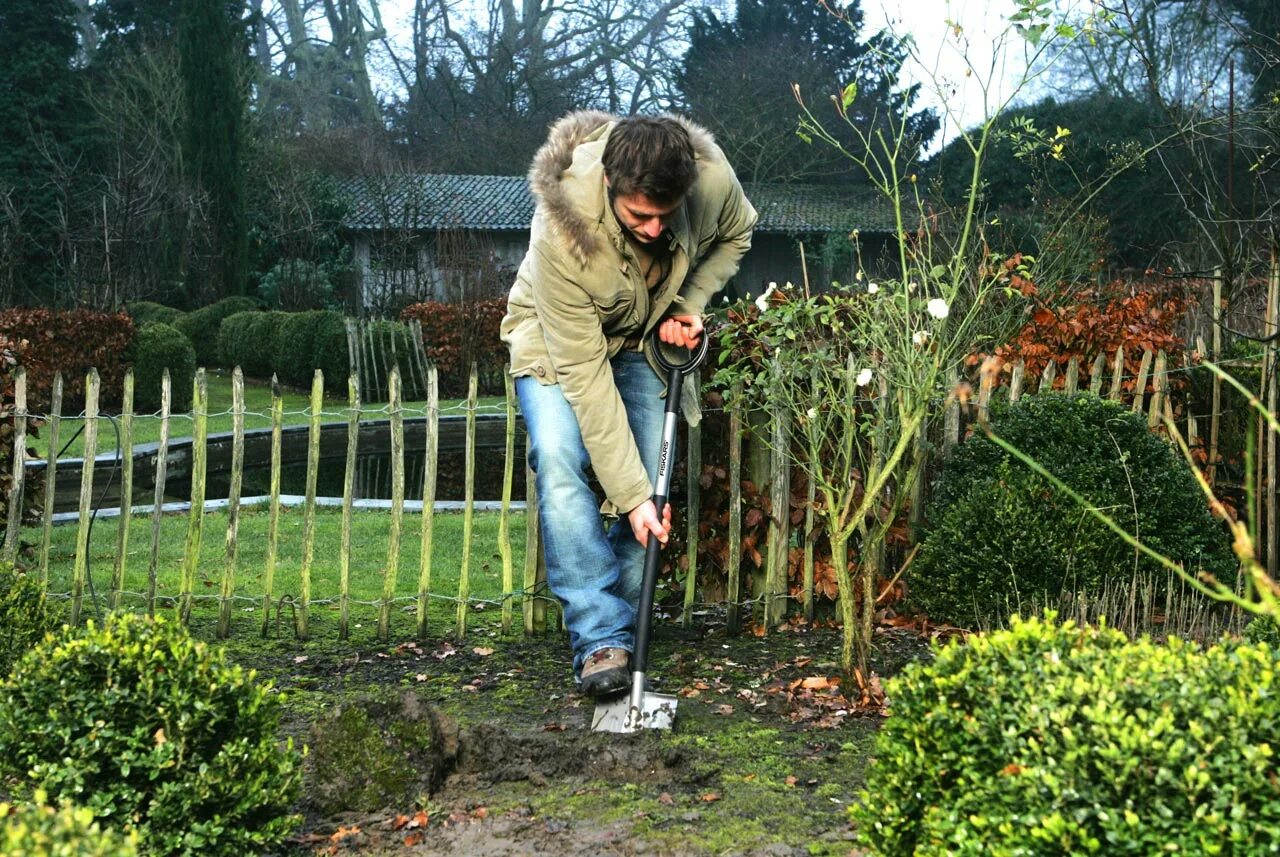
[{"xmin": 601, "ymin": 116, "xmax": 698, "ymax": 204}]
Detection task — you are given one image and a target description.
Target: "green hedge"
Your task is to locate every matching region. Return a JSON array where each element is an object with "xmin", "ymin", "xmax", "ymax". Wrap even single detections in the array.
[
  {"xmin": 853, "ymin": 614, "xmax": 1280, "ymax": 855},
  {"xmin": 125, "ymin": 301, "xmax": 184, "ymax": 328},
  {"xmin": 272, "ymin": 309, "xmax": 348, "ymax": 389},
  {"xmin": 0, "ymin": 563, "xmax": 57, "ymax": 679},
  {"xmin": 217, "ymin": 310, "xmax": 287, "ymax": 379},
  {"xmin": 1, "ymin": 793, "xmax": 139, "ymax": 856},
  {"xmin": 129, "ymin": 323, "xmax": 196, "ymax": 413},
  {"xmin": 914, "ymin": 393, "xmax": 1234, "ymax": 626},
  {"xmin": 173, "ymin": 297, "xmax": 260, "ymax": 368},
  {"xmin": 0, "ymin": 614, "xmax": 300, "ymax": 856}
]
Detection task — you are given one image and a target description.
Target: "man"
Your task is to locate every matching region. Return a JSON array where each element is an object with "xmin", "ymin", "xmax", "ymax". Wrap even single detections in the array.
[{"xmin": 501, "ymin": 111, "xmax": 757, "ymax": 698}]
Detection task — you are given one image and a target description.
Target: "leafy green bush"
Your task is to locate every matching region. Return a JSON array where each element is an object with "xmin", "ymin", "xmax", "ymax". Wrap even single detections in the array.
[
  {"xmin": 129, "ymin": 322, "xmax": 196, "ymax": 413},
  {"xmin": 125, "ymin": 301, "xmax": 184, "ymax": 328},
  {"xmin": 272, "ymin": 309, "xmax": 347, "ymax": 389},
  {"xmin": 217, "ymin": 310, "xmax": 286, "ymax": 379},
  {"xmin": 853, "ymin": 614, "xmax": 1280, "ymax": 855},
  {"xmin": 1, "ymin": 791, "xmax": 139, "ymax": 856},
  {"xmin": 914, "ymin": 393, "xmax": 1233, "ymax": 626},
  {"xmin": 0, "ymin": 613, "xmax": 301, "ymax": 856},
  {"xmin": 257, "ymin": 258, "xmax": 338, "ymax": 311},
  {"xmin": 1244, "ymin": 616, "xmax": 1280, "ymax": 647},
  {"xmin": 0, "ymin": 563, "xmax": 58, "ymax": 679},
  {"xmin": 173, "ymin": 297, "xmax": 259, "ymax": 368}
]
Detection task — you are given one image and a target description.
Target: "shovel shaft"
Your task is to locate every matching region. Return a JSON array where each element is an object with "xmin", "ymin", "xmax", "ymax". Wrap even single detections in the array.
[{"xmin": 632, "ymin": 365, "xmax": 683, "ymax": 676}]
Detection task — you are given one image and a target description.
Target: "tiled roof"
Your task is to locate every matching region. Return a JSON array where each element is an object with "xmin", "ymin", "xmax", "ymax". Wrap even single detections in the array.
[{"xmin": 337, "ymin": 174, "xmax": 896, "ymax": 235}]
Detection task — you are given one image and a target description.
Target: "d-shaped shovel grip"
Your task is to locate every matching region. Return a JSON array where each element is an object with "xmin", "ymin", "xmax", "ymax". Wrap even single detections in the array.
[{"xmin": 632, "ymin": 328, "xmax": 708, "ymax": 677}]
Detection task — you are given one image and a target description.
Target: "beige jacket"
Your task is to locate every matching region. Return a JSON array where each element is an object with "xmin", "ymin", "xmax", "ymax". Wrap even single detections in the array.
[{"xmin": 500, "ymin": 110, "xmax": 757, "ymax": 514}]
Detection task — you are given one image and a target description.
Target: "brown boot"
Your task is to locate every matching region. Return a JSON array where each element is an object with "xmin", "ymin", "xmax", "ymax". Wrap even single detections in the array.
[{"xmin": 580, "ymin": 647, "xmax": 630, "ymax": 698}]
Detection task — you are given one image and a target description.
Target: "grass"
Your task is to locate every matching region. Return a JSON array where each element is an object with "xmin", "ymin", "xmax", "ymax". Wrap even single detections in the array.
[
  {"xmin": 30, "ymin": 506, "xmax": 532, "ymax": 642},
  {"xmin": 28, "ymin": 370, "xmax": 510, "ymax": 461}
]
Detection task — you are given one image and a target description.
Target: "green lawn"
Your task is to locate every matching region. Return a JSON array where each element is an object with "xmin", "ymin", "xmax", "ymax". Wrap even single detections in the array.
[
  {"xmin": 30, "ymin": 506, "xmax": 534, "ymax": 642},
  {"xmin": 29, "ymin": 370, "xmax": 510, "ymax": 461}
]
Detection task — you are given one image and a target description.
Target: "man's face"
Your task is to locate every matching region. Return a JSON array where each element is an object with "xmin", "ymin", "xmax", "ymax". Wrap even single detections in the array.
[{"xmin": 610, "ymin": 190, "xmax": 682, "ymax": 244}]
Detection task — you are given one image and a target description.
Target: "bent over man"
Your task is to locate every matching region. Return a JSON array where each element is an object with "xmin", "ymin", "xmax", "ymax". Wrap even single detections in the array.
[{"xmin": 501, "ymin": 111, "xmax": 757, "ymax": 698}]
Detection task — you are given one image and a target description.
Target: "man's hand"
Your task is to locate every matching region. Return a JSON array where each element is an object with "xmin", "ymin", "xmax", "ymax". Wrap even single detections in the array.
[
  {"xmin": 628, "ymin": 499, "xmax": 673, "ymax": 548},
  {"xmin": 658, "ymin": 314, "xmax": 703, "ymax": 350}
]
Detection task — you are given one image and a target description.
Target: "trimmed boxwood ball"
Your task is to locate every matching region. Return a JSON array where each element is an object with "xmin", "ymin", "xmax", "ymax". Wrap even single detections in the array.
[
  {"xmin": 0, "ymin": 562, "xmax": 58, "ymax": 679},
  {"xmin": 174, "ymin": 296, "xmax": 260, "ymax": 368},
  {"xmin": 1, "ymin": 792, "xmax": 139, "ymax": 856},
  {"xmin": 217, "ymin": 309, "xmax": 285, "ymax": 379},
  {"xmin": 129, "ymin": 322, "xmax": 196, "ymax": 413},
  {"xmin": 0, "ymin": 614, "xmax": 301, "ymax": 856},
  {"xmin": 272, "ymin": 309, "xmax": 348, "ymax": 389},
  {"xmin": 125, "ymin": 301, "xmax": 183, "ymax": 328},
  {"xmin": 852, "ymin": 614, "xmax": 1280, "ymax": 855},
  {"xmin": 914, "ymin": 393, "xmax": 1234, "ymax": 626}
]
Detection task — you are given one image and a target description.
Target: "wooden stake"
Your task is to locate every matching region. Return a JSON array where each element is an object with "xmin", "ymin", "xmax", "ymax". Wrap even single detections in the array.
[
  {"xmin": 765, "ymin": 359, "xmax": 791, "ymax": 629},
  {"xmin": 417, "ymin": 365, "xmax": 439, "ymax": 639},
  {"xmin": 456, "ymin": 362, "xmax": 478, "ymax": 638},
  {"xmin": 1131, "ymin": 349, "xmax": 1153, "ymax": 413},
  {"xmin": 726, "ymin": 382, "xmax": 744, "ymax": 635},
  {"xmin": 261, "ymin": 377, "xmax": 282, "ymax": 636},
  {"xmin": 178, "ymin": 369, "xmax": 206, "ymax": 625},
  {"xmin": 1040, "ymin": 360, "xmax": 1057, "ymax": 393},
  {"xmin": 1209, "ymin": 271, "xmax": 1223, "ymax": 487},
  {"xmin": 298, "ymin": 371, "xmax": 323, "ymax": 639},
  {"xmin": 110, "ymin": 370, "xmax": 134, "ymax": 609},
  {"xmin": 499, "ymin": 371, "xmax": 516, "ymax": 633},
  {"xmin": 147, "ymin": 371, "xmax": 170, "ymax": 617},
  {"xmin": 1089, "ymin": 353, "xmax": 1107, "ymax": 396},
  {"xmin": 71, "ymin": 370, "xmax": 100, "ymax": 625},
  {"xmin": 37, "ymin": 373, "xmax": 62, "ymax": 586},
  {"xmin": 1147, "ymin": 351, "xmax": 1167, "ymax": 429},
  {"xmin": 2, "ymin": 367, "xmax": 27, "ymax": 565},
  {"xmin": 339, "ymin": 375, "xmax": 360, "ymax": 640},
  {"xmin": 1109, "ymin": 346, "xmax": 1126, "ymax": 401},
  {"xmin": 1009, "ymin": 360, "xmax": 1025, "ymax": 403},
  {"xmin": 1268, "ymin": 253, "xmax": 1279, "ymax": 575},
  {"xmin": 379, "ymin": 367, "xmax": 405, "ymax": 641},
  {"xmin": 522, "ymin": 433, "xmax": 541, "ymax": 635},
  {"xmin": 1064, "ymin": 356, "xmax": 1080, "ymax": 394},
  {"xmin": 216, "ymin": 368, "xmax": 244, "ymax": 638},
  {"xmin": 682, "ymin": 370, "xmax": 702, "ymax": 629}
]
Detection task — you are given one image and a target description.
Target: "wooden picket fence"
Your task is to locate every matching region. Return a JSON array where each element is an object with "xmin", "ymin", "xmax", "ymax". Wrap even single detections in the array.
[{"xmin": 0, "ymin": 335, "xmax": 1250, "ymax": 643}]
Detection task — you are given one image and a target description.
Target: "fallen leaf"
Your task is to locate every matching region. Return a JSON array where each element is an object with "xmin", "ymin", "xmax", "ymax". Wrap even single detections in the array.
[
  {"xmin": 404, "ymin": 832, "xmax": 424, "ymax": 847},
  {"xmin": 785, "ymin": 775, "xmax": 798, "ymax": 787},
  {"xmin": 542, "ymin": 722, "xmax": 567, "ymax": 732},
  {"xmin": 415, "ymin": 673, "xmax": 429, "ymax": 682},
  {"xmin": 658, "ymin": 792, "xmax": 674, "ymax": 805},
  {"xmin": 293, "ymin": 655, "xmax": 309, "ymax": 664},
  {"xmin": 330, "ymin": 824, "xmax": 361, "ymax": 841},
  {"xmin": 802, "ymin": 676, "xmax": 835, "ymax": 690},
  {"xmin": 999, "ymin": 763, "xmax": 1024, "ymax": 776},
  {"xmin": 700, "ymin": 792, "xmax": 721, "ymax": 803},
  {"xmin": 715, "ymin": 704, "xmax": 735, "ymax": 716},
  {"xmin": 153, "ymin": 728, "xmax": 166, "ymax": 746},
  {"xmin": 473, "ymin": 646, "xmax": 495, "ymax": 656},
  {"xmin": 391, "ymin": 814, "xmax": 409, "ymax": 831},
  {"xmin": 472, "ymin": 806, "xmax": 489, "ymax": 820}
]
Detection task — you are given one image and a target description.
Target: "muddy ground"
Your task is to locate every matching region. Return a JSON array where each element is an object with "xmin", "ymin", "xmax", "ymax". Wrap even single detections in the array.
[{"xmin": 217, "ymin": 613, "xmax": 939, "ymax": 857}]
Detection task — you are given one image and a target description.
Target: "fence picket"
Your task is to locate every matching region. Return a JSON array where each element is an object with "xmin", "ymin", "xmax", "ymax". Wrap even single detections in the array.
[
  {"xmin": 298, "ymin": 371, "xmax": 323, "ymax": 639},
  {"xmin": 1109, "ymin": 346, "xmax": 1125, "ymax": 401},
  {"xmin": 682, "ymin": 370, "xmax": 702, "ymax": 629},
  {"xmin": 111, "ymin": 371, "xmax": 134, "ymax": 610},
  {"xmin": 340, "ymin": 375, "xmax": 360, "ymax": 640},
  {"xmin": 37, "ymin": 373, "xmax": 62, "ymax": 585},
  {"xmin": 148, "ymin": 372, "xmax": 170, "ymax": 616},
  {"xmin": 456, "ymin": 363, "xmax": 478, "ymax": 638},
  {"xmin": 261, "ymin": 377, "xmax": 282, "ymax": 636},
  {"xmin": 178, "ymin": 369, "xmax": 206, "ymax": 625},
  {"xmin": 1089, "ymin": 353, "xmax": 1107, "ymax": 396},
  {"xmin": 3, "ymin": 368, "xmax": 26, "ymax": 564},
  {"xmin": 1009, "ymin": 360, "xmax": 1025, "ymax": 403},
  {"xmin": 216, "ymin": 368, "xmax": 244, "ymax": 638},
  {"xmin": 379, "ymin": 368, "xmax": 405, "ymax": 641},
  {"xmin": 522, "ymin": 433, "xmax": 540, "ymax": 635},
  {"xmin": 765, "ymin": 360, "xmax": 791, "ymax": 629},
  {"xmin": 71, "ymin": 369, "xmax": 99, "ymax": 625},
  {"xmin": 1064, "ymin": 356, "xmax": 1080, "ymax": 393},
  {"xmin": 1039, "ymin": 360, "xmax": 1057, "ymax": 393},
  {"xmin": 417, "ymin": 365, "xmax": 439, "ymax": 639},
  {"xmin": 1210, "ymin": 272, "xmax": 1223, "ymax": 487},
  {"xmin": 1131, "ymin": 349, "xmax": 1153, "ymax": 414},
  {"xmin": 1147, "ymin": 351, "xmax": 1167, "ymax": 429}
]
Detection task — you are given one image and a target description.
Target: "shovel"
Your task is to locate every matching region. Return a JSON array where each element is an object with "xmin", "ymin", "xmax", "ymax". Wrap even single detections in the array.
[{"xmin": 592, "ymin": 328, "xmax": 708, "ymax": 734}]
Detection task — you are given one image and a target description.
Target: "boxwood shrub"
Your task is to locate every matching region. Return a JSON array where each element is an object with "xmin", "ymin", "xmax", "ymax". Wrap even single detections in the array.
[
  {"xmin": 272, "ymin": 309, "xmax": 348, "ymax": 389},
  {"xmin": 129, "ymin": 322, "xmax": 196, "ymax": 413},
  {"xmin": 1, "ymin": 792, "xmax": 139, "ymax": 856},
  {"xmin": 914, "ymin": 393, "xmax": 1234, "ymax": 626},
  {"xmin": 217, "ymin": 310, "xmax": 286, "ymax": 379},
  {"xmin": 853, "ymin": 614, "xmax": 1280, "ymax": 855},
  {"xmin": 0, "ymin": 614, "xmax": 301, "ymax": 856},
  {"xmin": 0, "ymin": 563, "xmax": 58, "ymax": 679},
  {"xmin": 125, "ymin": 301, "xmax": 184, "ymax": 328},
  {"xmin": 173, "ymin": 296, "xmax": 259, "ymax": 368}
]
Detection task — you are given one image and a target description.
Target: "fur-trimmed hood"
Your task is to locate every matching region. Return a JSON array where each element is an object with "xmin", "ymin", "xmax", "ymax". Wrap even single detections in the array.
[{"xmin": 526, "ymin": 110, "xmax": 720, "ymax": 267}]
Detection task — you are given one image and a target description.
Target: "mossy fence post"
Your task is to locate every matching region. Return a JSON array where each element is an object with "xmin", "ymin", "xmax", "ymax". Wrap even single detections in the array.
[
  {"xmin": 260, "ymin": 377, "xmax": 283, "ymax": 636},
  {"xmin": 147, "ymin": 370, "xmax": 171, "ymax": 616},
  {"xmin": 179, "ymin": 370, "xmax": 208, "ymax": 624},
  {"xmin": 416, "ymin": 364, "xmax": 439, "ymax": 640},
  {"xmin": 764, "ymin": 361, "xmax": 791, "ymax": 630},
  {"xmin": 217, "ymin": 368, "xmax": 244, "ymax": 639},
  {"xmin": 379, "ymin": 367, "xmax": 405, "ymax": 642},
  {"xmin": 2, "ymin": 367, "xmax": 26, "ymax": 565},
  {"xmin": 340, "ymin": 374, "xmax": 360, "ymax": 640},
  {"xmin": 499, "ymin": 370, "xmax": 516, "ymax": 632},
  {"xmin": 71, "ymin": 369, "xmax": 100, "ymax": 626},
  {"xmin": 725, "ymin": 382, "xmax": 743, "ymax": 635},
  {"xmin": 682, "ymin": 368, "xmax": 701, "ymax": 629},
  {"xmin": 1268, "ymin": 253, "xmax": 1280, "ymax": 575},
  {"xmin": 110, "ymin": 370, "xmax": 134, "ymax": 610},
  {"xmin": 37, "ymin": 372, "xmax": 63, "ymax": 585},
  {"xmin": 455, "ymin": 362, "xmax": 478, "ymax": 639},
  {"xmin": 298, "ymin": 370, "xmax": 323, "ymax": 640},
  {"xmin": 1209, "ymin": 270, "xmax": 1223, "ymax": 488},
  {"xmin": 523, "ymin": 434, "xmax": 542, "ymax": 635}
]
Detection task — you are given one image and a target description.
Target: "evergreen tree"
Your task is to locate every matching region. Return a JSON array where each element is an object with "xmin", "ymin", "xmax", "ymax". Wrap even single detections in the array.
[
  {"xmin": 676, "ymin": 0, "xmax": 937, "ymax": 185},
  {"xmin": 0, "ymin": 0, "xmax": 83, "ymax": 302},
  {"xmin": 178, "ymin": 0, "xmax": 250, "ymax": 299}
]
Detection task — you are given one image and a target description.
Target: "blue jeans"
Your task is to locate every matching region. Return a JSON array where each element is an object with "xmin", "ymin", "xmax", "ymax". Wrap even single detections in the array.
[{"xmin": 516, "ymin": 351, "xmax": 664, "ymax": 678}]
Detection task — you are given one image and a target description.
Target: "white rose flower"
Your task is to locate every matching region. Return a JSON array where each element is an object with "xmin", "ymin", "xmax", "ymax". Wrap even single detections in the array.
[
  {"xmin": 926, "ymin": 298, "xmax": 949, "ymax": 319},
  {"xmin": 755, "ymin": 282, "xmax": 778, "ymax": 311},
  {"xmin": 856, "ymin": 367, "xmax": 873, "ymax": 386},
  {"xmin": 912, "ymin": 330, "xmax": 930, "ymax": 346},
  {"xmin": 867, "ymin": 282, "xmax": 880, "ymax": 294}
]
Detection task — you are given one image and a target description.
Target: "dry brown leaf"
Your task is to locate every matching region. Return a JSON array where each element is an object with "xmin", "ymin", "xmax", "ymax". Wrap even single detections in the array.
[
  {"xmin": 700, "ymin": 792, "xmax": 721, "ymax": 802},
  {"xmin": 473, "ymin": 646, "xmax": 495, "ymax": 656}
]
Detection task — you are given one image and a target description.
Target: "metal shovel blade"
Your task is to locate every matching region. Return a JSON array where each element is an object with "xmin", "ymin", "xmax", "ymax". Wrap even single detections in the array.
[{"xmin": 591, "ymin": 673, "xmax": 677, "ymax": 733}]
